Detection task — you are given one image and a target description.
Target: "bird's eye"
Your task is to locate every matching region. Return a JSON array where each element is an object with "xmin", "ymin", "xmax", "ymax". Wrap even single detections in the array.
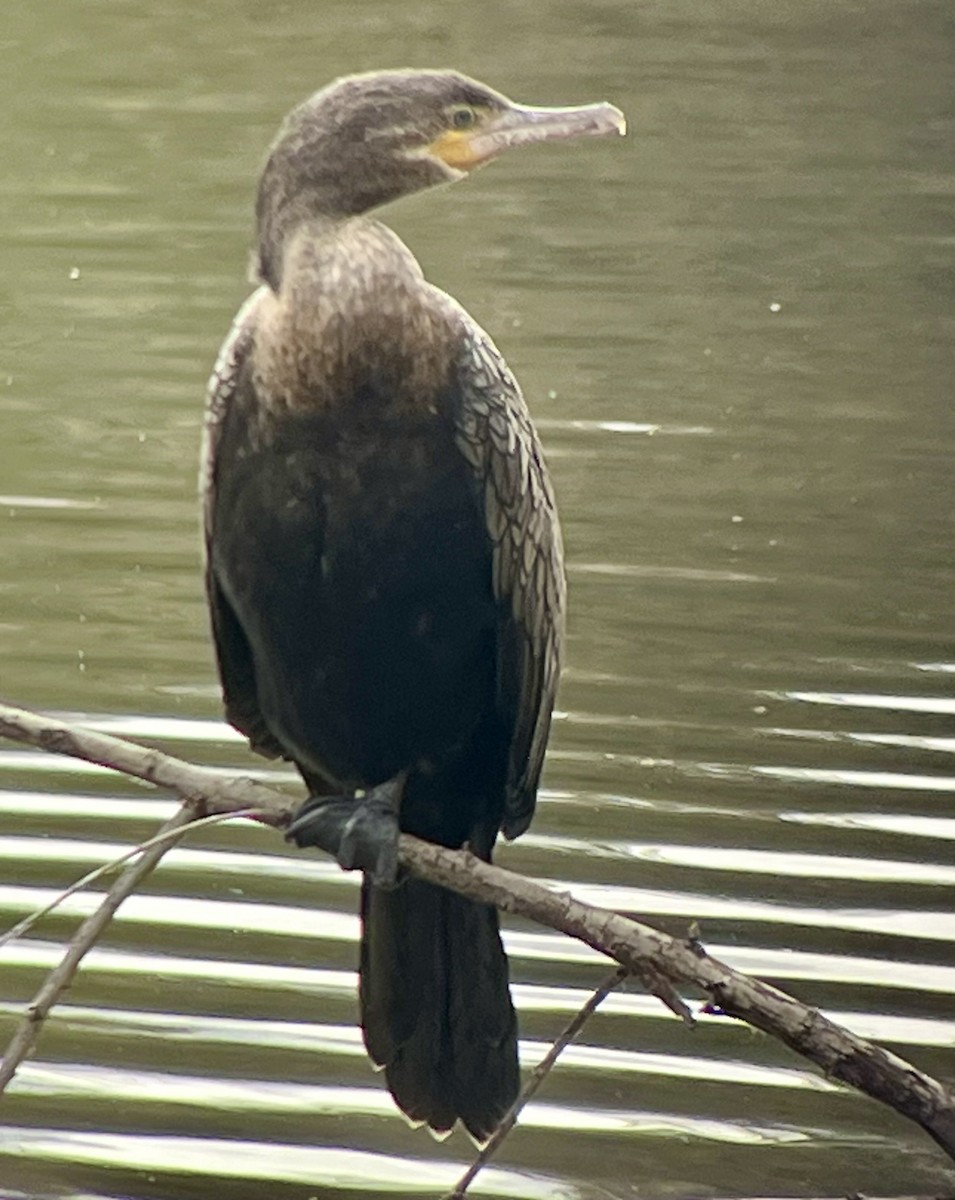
[{"xmin": 450, "ymin": 106, "xmax": 478, "ymax": 130}]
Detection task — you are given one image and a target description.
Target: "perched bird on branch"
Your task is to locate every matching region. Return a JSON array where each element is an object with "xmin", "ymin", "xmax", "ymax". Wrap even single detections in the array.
[{"xmin": 201, "ymin": 68, "xmax": 624, "ymax": 1139}]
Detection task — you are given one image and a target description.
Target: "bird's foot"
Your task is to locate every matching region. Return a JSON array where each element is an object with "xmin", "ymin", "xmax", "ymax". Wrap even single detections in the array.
[{"xmin": 286, "ymin": 778, "xmax": 401, "ymax": 887}]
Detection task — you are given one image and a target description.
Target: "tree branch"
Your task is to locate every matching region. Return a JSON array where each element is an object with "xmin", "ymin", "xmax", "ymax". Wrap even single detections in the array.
[
  {"xmin": 1, "ymin": 699, "xmax": 954, "ymax": 1164},
  {"xmin": 0, "ymin": 802, "xmax": 195, "ymax": 1093},
  {"xmin": 447, "ymin": 966, "xmax": 631, "ymax": 1197},
  {"xmin": 0, "ymin": 808, "xmax": 264, "ymax": 953}
]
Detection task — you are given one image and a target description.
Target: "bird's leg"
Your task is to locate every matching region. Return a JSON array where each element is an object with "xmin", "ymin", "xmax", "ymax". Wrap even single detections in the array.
[{"xmin": 286, "ymin": 777, "xmax": 402, "ymax": 887}]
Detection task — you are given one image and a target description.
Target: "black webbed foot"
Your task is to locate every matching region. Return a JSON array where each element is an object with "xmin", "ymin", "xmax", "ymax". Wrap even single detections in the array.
[
  {"xmin": 286, "ymin": 778, "xmax": 401, "ymax": 887},
  {"xmin": 286, "ymin": 795, "xmax": 355, "ymax": 857}
]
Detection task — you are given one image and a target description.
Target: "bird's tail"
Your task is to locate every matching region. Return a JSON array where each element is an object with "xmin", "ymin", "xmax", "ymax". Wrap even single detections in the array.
[{"xmin": 359, "ymin": 874, "xmax": 519, "ymax": 1140}]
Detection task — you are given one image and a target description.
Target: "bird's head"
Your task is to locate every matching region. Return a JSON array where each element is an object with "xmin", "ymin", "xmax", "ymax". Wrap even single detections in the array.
[{"xmin": 254, "ymin": 69, "xmax": 625, "ymax": 287}]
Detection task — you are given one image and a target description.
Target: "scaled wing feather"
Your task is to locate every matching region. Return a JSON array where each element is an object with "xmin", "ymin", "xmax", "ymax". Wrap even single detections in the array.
[
  {"xmin": 201, "ymin": 288, "xmax": 286, "ymax": 760},
  {"xmin": 451, "ymin": 318, "xmax": 566, "ymax": 838}
]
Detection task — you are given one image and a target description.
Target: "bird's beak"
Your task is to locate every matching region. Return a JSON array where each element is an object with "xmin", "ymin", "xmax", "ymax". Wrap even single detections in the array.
[{"xmin": 429, "ymin": 101, "xmax": 627, "ymax": 172}]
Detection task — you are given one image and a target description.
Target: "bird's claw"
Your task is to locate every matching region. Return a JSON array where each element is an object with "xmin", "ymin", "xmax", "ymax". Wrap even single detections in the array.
[{"xmin": 286, "ymin": 783, "xmax": 400, "ymax": 888}]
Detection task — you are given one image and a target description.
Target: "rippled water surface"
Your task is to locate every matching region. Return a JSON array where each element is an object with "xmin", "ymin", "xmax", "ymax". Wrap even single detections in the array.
[{"xmin": 1, "ymin": 1, "xmax": 954, "ymax": 1198}]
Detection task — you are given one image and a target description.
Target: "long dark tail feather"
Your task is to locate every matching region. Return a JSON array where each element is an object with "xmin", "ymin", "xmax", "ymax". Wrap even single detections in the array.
[{"xmin": 360, "ymin": 875, "xmax": 519, "ymax": 1141}]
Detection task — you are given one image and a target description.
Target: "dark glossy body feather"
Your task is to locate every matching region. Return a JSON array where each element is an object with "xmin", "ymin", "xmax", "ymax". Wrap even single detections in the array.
[
  {"xmin": 207, "ymin": 320, "xmax": 525, "ymax": 1134},
  {"xmin": 210, "ymin": 347, "xmax": 513, "ymax": 847}
]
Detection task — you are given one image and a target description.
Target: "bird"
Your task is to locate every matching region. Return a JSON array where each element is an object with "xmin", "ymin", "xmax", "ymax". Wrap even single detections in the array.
[{"xmin": 201, "ymin": 68, "xmax": 625, "ymax": 1140}]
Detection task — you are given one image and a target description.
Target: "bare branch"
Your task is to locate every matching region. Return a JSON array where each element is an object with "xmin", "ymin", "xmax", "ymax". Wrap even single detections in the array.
[
  {"xmin": 447, "ymin": 967, "xmax": 631, "ymax": 1197},
  {"xmin": 1, "ymin": 698, "xmax": 954, "ymax": 1164},
  {"xmin": 0, "ymin": 808, "xmax": 264, "ymax": 952},
  {"xmin": 0, "ymin": 701, "xmax": 293, "ymax": 824},
  {"xmin": 0, "ymin": 803, "xmax": 196, "ymax": 1093}
]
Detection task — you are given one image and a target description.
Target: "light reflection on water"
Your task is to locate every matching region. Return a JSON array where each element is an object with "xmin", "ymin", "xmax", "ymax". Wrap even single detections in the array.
[
  {"xmin": 786, "ymin": 691, "xmax": 955, "ymax": 716},
  {"xmin": 8, "ymin": 1063, "xmax": 836, "ymax": 1138},
  {"xmin": 5, "ymin": 945, "xmax": 955, "ymax": 1050},
  {"xmin": 3, "ymin": 704, "xmax": 955, "ymax": 1193},
  {"xmin": 781, "ymin": 811, "xmax": 955, "ymax": 841},
  {"xmin": 0, "ymin": 1129, "xmax": 565, "ymax": 1198},
  {"xmin": 5, "ymin": 877, "xmax": 952, "ymax": 949},
  {"xmin": 7, "ymin": 828, "xmax": 955, "ymax": 886},
  {"xmin": 3, "ymin": 683, "xmax": 955, "ymax": 1192}
]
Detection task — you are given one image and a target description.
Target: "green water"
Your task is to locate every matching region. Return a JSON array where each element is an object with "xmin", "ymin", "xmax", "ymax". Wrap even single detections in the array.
[{"xmin": 1, "ymin": 1, "xmax": 953, "ymax": 1197}]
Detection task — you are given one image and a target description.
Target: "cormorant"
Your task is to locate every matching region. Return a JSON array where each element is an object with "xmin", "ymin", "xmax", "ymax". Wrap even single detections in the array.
[{"xmin": 201, "ymin": 69, "xmax": 625, "ymax": 1139}]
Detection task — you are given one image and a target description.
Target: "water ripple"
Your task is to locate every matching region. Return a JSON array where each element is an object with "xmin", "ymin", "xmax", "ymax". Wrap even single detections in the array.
[
  {"xmin": 0, "ymin": 1127, "xmax": 565, "ymax": 1197},
  {"xmin": 5, "ymin": 945, "xmax": 955, "ymax": 1047},
  {"xmin": 5, "ymin": 832, "xmax": 953, "ymax": 888},
  {"xmin": 4, "ymin": 1064, "xmax": 835, "ymax": 1144},
  {"xmin": 783, "ymin": 690, "xmax": 955, "ymax": 716}
]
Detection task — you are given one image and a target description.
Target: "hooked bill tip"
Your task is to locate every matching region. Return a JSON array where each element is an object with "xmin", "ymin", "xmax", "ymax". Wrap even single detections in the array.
[{"xmin": 599, "ymin": 103, "xmax": 627, "ymax": 137}]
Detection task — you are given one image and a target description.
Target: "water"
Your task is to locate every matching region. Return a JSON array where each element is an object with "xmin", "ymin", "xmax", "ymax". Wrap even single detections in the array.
[{"xmin": 1, "ymin": 1, "xmax": 953, "ymax": 1196}]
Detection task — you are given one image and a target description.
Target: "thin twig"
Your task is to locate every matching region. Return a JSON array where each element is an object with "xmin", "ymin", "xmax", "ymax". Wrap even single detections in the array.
[
  {"xmin": 0, "ymin": 808, "xmax": 264, "ymax": 952},
  {"xmin": 0, "ymin": 700, "xmax": 294, "ymax": 825},
  {"xmin": 0, "ymin": 803, "xmax": 196, "ymax": 1094},
  {"xmin": 1, "ymin": 699, "xmax": 954, "ymax": 1163},
  {"xmin": 447, "ymin": 966, "xmax": 630, "ymax": 1198}
]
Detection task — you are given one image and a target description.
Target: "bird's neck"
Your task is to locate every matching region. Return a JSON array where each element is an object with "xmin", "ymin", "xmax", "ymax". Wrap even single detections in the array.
[
  {"xmin": 254, "ymin": 199, "xmax": 343, "ymax": 290},
  {"xmin": 252, "ymin": 217, "xmax": 456, "ymax": 416}
]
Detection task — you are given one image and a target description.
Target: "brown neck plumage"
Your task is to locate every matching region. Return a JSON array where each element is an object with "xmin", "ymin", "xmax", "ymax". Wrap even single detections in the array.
[{"xmin": 252, "ymin": 218, "xmax": 456, "ymax": 415}]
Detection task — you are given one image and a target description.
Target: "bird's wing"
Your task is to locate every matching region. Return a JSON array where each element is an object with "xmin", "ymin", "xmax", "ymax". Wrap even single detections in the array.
[
  {"xmin": 201, "ymin": 287, "xmax": 267, "ymax": 553},
  {"xmin": 201, "ymin": 287, "xmax": 286, "ymax": 760},
  {"xmin": 451, "ymin": 316, "xmax": 566, "ymax": 839}
]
